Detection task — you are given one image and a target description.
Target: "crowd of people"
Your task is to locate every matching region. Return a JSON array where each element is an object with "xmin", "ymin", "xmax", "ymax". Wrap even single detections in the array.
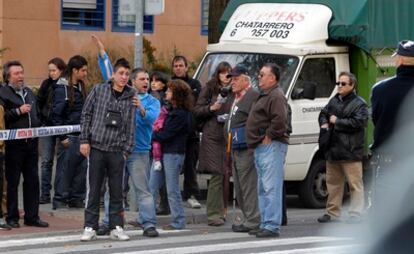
[{"xmin": 0, "ymin": 37, "xmax": 413, "ymax": 243}]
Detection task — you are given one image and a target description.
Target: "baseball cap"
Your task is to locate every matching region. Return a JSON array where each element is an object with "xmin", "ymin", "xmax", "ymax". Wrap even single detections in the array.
[
  {"xmin": 227, "ymin": 65, "xmax": 249, "ymax": 78},
  {"xmin": 392, "ymin": 40, "xmax": 414, "ymax": 57}
]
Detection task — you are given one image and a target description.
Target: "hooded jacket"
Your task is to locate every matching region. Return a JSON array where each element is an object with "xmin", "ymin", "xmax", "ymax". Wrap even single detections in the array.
[{"xmin": 52, "ymin": 77, "xmax": 85, "ymax": 140}]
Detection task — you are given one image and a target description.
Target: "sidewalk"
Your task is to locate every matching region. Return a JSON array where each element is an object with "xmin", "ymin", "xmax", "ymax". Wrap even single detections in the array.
[{"xmin": 0, "ymin": 201, "xmax": 210, "ymax": 238}]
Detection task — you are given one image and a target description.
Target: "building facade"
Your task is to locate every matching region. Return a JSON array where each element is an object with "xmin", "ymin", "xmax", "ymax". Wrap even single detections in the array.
[{"xmin": 0, "ymin": 0, "xmax": 209, "ymax": 84}]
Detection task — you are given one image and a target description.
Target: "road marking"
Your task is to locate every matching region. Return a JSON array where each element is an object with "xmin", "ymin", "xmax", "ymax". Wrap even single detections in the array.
[
  {"xmin": 1, "ymin": 231, "xmax": 246, "ymax": 254},
  {"xmin": 256, "ymin": 244, "xmax": 361, "ymax": 253},
  {"xmin": 113, "ymin": 236, "xmax": 353, "ymax": 254},
  {"xmin": 0, "ymin": 229, "xmax": 189, "ymax": 248},
  {"xmin": 0, "ymin": 231, "xmax": 354, "ymax": 254}
]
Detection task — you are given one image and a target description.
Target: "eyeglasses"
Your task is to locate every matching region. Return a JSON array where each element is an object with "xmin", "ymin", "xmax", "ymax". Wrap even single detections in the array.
[{"xmin": 335, "ymin": 82, "xmax": 350, "ymax": 87}]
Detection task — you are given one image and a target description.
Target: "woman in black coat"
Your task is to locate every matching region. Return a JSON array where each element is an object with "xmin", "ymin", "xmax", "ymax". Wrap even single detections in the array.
[{"xmin": 194, "ymin": 62, "xmax": 233, "ymax": 226}]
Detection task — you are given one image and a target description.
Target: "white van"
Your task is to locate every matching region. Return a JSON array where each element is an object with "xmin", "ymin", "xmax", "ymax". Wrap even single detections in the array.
[{"xmin": 194, "ymin": 3, "xmax": 350, "ymax": 208}]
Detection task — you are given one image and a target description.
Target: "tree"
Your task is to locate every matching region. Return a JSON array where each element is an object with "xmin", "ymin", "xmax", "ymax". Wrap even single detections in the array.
[{"xmin": 208, "ymin": 0, "xmax": 230, "ymax": 43}]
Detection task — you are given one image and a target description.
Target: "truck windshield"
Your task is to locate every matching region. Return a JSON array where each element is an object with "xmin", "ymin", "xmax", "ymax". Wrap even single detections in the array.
[{"xmin": 195, "ymin": 53, "xmax": 299, "ymax": 93}]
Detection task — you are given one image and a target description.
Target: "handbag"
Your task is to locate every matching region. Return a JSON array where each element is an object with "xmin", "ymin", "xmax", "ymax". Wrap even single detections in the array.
[
  {"xmin": 318, "ymin": 127, "xmax": 332, "ymax": 154},
  {"xmin": 231, "ymin": 125, "xmax": 248, "ymax": 150}
]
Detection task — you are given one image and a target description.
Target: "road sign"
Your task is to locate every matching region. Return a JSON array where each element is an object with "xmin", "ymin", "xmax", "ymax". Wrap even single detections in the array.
[{"xmin": 145, "ymin": 0, "xmax": 165, "ymax": 15}]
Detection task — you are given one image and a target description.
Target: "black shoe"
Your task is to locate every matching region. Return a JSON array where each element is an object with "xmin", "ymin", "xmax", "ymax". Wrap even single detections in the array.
[
  {"xmin": 97, "ymin": 224, "xmax": 110, "ymax": 236},
  {"xmin": 143, "ymin": 227, "xmax": 159, "ymax": 237},
  {"xmin": 24, "ymin": 219, "xmax": 49, "ymax": 228},
  {"xmin": 256, "ymin": 229, "xmax": 280, "ymax": 238},
  {"xmin": 7, "ymin": 221, "xmax": 20, "ymax": 228},
  {"xmin": 317, "ymin": 214, "xmax": 332, "ymax": 223},
  {"xmin": 232, "ymin": 224, "xmax": 253, "ymax": 233},
  {"xmin": 68, "ymin": 200, "xmax": 84, "ymax": 208},
  {"xmin": 0, "ymin": 220, "xmax": 11, "ymax": 230},
  {"xmin": 52, "ymin": 200, "xmax": 68, "ymax": 210},
  {"xmin": 248, "ymin": 228, "xmax": 261, "ymax": 236},
  {"xmin": 39, "ymin": 196, "xmax": 51, "ymax": 204}
]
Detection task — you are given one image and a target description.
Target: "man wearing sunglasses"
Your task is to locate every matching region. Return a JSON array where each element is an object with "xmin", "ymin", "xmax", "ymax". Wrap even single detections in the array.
[
  {"xmin": 317, "ymin": 71, "xmax": 368, "ymax": 224},
  {"xmin": 246, "ymin": 63, "xmax": 291, "ymax": 237}
]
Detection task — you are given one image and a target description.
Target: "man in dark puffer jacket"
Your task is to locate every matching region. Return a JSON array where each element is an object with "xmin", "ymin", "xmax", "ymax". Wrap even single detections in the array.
[{"xmin": 317, "ymin": 71, "xmax": 368, "ymax": 224}]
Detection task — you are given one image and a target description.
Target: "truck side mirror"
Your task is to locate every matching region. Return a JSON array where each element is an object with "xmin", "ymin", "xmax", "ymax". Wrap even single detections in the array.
[
  {"xmin": 302, "ymin": 81, "xmax": 316, "ymax": 100},
  {"xmin": 291, "ymin": 88, "xmax": 303, "ymax": 100},
  {"xmin": 291, "ymin": 81, "xmax": 316, "ymax": 100}
]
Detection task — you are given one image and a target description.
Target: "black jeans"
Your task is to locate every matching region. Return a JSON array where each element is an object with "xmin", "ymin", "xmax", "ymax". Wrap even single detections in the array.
[
  {"xmin": 84, "ymin": 148, "xmax": 125, "ymax": 230},
  {"xmin": 5, "ymin": 139, "xmax": 40, "ymax": 223},
  {"xmin": 182, "ymin": 135, "xmax": 200, "ymax": 200}
]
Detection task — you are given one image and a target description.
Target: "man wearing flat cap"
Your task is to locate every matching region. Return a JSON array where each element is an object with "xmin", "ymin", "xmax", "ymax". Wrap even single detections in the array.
[
  {"xmin": 223, "ymin": 65, "xmax": 261, "ymax": 234},
  {"xmin": 370, "ymin": 40, "xmax": 414, "ymax": 202},
  {"xmin": 372, "ymin": 40, "xmax": 414, "ymax": 151}
]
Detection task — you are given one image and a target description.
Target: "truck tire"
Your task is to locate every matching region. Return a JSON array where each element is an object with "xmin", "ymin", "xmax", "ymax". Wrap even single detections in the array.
[{"xmin": 299, "ymin": 160, "xmax": 328, "ymax": 208}]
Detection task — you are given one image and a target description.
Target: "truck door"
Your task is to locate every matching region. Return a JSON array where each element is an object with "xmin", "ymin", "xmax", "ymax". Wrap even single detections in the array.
[{"xmin": 285, "ymin": 57, "xmax": 336, "ymax": 181}]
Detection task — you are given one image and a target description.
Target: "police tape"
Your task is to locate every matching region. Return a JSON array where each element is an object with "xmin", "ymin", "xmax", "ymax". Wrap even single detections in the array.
[{"xmin": 0, "ymin": 125, "xmax": 81, "ymax": 141}]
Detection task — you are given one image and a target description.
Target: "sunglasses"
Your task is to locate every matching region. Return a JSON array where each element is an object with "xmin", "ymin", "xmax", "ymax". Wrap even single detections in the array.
[{"xmin": 335, "ymin": 82, "xmax": 350, "ymax": 87}]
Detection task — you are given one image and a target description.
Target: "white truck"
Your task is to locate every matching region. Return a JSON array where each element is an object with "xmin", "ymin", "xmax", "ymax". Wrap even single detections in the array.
[{"xmin": 194, "ymin": 1, "xmax": 410, "ymax": 208}]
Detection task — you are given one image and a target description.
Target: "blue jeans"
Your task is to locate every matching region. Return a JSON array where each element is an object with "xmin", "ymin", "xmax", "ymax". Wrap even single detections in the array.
[
  {"xmin": 126, "ymin": 152, "xmax": 157, "ymax": 229},
  {"xmin": 54, "ymin": 136, "xmax": 86, "ymax": 203},
  {"xmin": 254, "ymin": 141, "xmax": 288, "ymax": 233},
  {"xmin": 39, "ymin": 136, "xmax": 56, "ymax": 199},
  {"xmin": 150, "ymin": 153, "xmax": 186, "ymax": 229}
]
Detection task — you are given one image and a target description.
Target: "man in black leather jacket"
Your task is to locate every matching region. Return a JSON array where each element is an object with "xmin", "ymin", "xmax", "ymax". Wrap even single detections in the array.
[{"xmin": 317, "ymin": 71, "xmax": 368, "ymax": 224}]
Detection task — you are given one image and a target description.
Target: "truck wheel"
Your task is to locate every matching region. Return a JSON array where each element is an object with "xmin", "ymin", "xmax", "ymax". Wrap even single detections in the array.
[{"xmin": 299, "ymin": 160, "xmax": 328, "ymax": 208}]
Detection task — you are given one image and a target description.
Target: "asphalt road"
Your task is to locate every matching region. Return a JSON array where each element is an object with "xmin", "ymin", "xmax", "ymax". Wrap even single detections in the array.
[{"xmin": 0, "ymin": 199, "xmax": 371, "ymax": 254}]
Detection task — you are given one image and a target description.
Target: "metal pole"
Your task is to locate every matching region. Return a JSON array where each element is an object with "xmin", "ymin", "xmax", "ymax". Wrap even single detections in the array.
[{"xmin": 134, "ymin": 0, "xmax": 144, "ymax": 68}]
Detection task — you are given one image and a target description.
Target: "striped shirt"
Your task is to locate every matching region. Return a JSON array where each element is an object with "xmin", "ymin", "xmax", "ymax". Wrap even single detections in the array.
[{"xmin": 80, "ymin": 81, "xmax": 136, "ymax": 154}]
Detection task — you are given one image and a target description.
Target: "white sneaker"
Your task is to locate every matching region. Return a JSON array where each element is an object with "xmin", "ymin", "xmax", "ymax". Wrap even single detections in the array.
[
  {"xmin": 187, "ymin": 195, "xmax": 201, "ymax": 209},
  {"xmin": 80, "ymin": 227, "xmax": 97, "ymax": 241},
  {"xmin": 110, "ymin": 226, "xmax": 130, "ymax": 241},
  {"xmin": 153, "ymin": 161, "xmax": 162, "ymax": 171}
]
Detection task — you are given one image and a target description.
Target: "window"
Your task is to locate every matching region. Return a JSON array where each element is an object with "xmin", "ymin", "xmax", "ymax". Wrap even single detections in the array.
[
  {"xmin": 201, "ymin": 0, "xmax": 209, "ymax": 36},
  {"xmin": 195, "ymin": 53, "xmax": 299, "ymax": 93},
  {"xmin": 61, "ymin": 0, "xmax": 105, "ymax": 30},
  {"xmin": 292, "ymin": 58, "xmax": 336, "ymax": 99},
  {"xmin": 112, "ymin": 0, "xmax": 154, "ymax": 33}
]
